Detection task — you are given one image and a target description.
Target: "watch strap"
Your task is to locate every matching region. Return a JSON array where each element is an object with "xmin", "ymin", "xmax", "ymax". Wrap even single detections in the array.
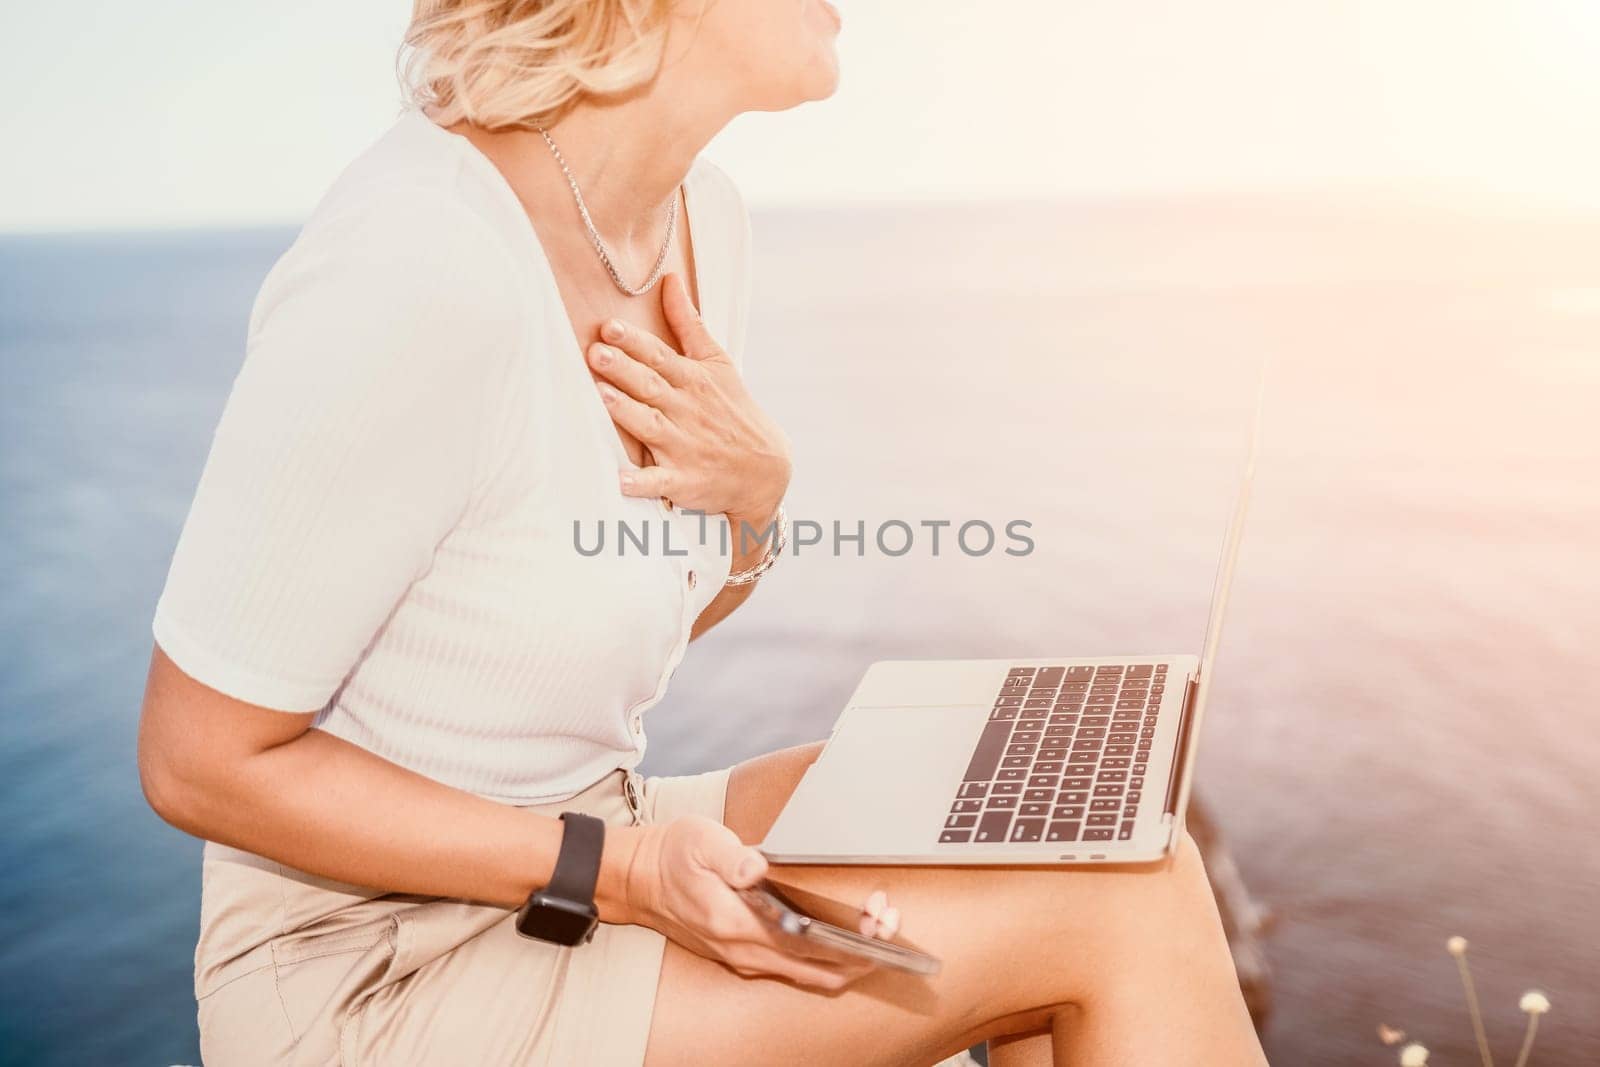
[{"xmin": 547, "ymin": 811, "xmax": 605, "ymax": 905}]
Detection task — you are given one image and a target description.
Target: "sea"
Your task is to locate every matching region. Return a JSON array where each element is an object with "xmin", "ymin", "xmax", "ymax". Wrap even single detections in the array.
[{"xmin": 1, "ymin": 193, "xmax": 1596, "ymax": 1065}]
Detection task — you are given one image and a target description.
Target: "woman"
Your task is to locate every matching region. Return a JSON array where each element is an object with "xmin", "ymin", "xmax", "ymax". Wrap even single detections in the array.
[{"xmin": 138, "ymin": 1, "xmax": 1270, "ymax": 1064}]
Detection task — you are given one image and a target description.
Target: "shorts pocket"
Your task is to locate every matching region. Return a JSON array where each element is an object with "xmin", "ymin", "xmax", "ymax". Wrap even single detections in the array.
[{"xmin": 253, "ymin": 916, "xmax": 400, "ymax": 1067}]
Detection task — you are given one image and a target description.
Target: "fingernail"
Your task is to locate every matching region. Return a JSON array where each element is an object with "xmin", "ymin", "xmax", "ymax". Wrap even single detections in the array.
[
  {"xmin": 737, "ymin": 855, "xmax": 763, "ymax": 882},
  {"xmin": 599, "ymin": 384, "xmax": 617, "ymax": 404},
  {"xmin": 602, "ymin": 319, "xmax": 624, "ymax": 342},
  {"xmin": 591, "ymin": 345, "xmax": 611, "ymax": 366},
  {"xmin": 878, "ymin": 905, "xmax": 900, "ymax": 938},
  {"xmin": 863, "ymin": 890, "xmax": 887, "ymax": 917},
  {"xmin": 619, "ymin": 471, "xmax": 634, "ymax": 490}
]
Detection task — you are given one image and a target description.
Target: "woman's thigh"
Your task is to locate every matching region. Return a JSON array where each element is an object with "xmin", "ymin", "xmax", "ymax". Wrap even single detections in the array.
[{"xmin": 642, "ymin": 742, "xmax": 1265, "ymax": 1067}]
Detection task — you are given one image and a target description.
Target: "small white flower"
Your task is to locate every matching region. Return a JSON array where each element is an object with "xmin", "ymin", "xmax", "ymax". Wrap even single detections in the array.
[
  {"xmin": 1446, "ymin": 936, "xmax": 1468, "ymax": 957},
  {"xmin": 1520, "ymin": 990, "xmax": 1551, "ymax": 1015},
  {"xmin": 1399, "ymin": 1042, "xmax": 1430, "ymax": 1067}
]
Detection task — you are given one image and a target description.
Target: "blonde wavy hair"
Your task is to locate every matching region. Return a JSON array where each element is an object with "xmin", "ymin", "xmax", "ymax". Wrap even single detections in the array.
[{"xmin": 400, "ymin": 0, "xmax": 680, "ymax": 130}]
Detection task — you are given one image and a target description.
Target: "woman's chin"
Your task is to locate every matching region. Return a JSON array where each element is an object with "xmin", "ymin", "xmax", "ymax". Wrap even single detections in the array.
[
  {"xmin": 806, "ymin": 57, "xmax": 842, "ymax": 101},
  {"xmin": 798, "ymin": 43, "xmax": 842, "ymax": 101},
  {"xmin": 754, "ymin": 56, "xmax": 840, "ymax": 112}
]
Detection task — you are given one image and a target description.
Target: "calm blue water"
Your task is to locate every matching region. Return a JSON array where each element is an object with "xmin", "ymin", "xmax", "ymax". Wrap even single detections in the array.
[{"xmin": 2, "ymin": 199, "xmax": 1596, "ymax": 1065}]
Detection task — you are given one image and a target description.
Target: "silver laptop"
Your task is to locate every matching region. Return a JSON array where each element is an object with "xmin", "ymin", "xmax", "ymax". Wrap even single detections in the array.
[{"xmin": 759, "ymin": 376, "xmax": 1263, "ymax": 867}]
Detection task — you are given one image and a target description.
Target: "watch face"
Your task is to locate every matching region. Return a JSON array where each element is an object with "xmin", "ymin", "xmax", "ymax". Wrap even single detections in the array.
[{"xmin": 516, "ymin": 893, "xmax": 599, "ymax": 946}]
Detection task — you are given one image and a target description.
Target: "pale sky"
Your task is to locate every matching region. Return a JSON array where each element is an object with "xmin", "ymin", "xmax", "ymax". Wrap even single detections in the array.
[{"xmin": 4, "ymin": 0, "xmax": 1600, "ymax": 231}]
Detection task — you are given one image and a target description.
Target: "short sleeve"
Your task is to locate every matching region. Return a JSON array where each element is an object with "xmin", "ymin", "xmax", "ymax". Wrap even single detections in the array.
[{"xmin": 151, "ymin": 186, "xmax": 521, "ymax": 711}]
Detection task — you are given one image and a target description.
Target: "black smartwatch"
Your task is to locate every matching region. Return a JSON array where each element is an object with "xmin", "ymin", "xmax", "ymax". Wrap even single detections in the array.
[{"xmin": 515, "ymin": 811, "xmax": 605, "ymax": 946}]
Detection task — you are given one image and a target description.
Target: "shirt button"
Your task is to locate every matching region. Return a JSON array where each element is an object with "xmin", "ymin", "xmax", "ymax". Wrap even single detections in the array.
[{"xmin": 686, "ymin": 569, "xmax": 697, "ymax": 590}]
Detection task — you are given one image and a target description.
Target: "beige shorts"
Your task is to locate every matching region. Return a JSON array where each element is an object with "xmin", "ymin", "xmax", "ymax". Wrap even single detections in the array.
[{"xmin": 195, "ymin": 765, "xmax": 731, "ymax": 1067}]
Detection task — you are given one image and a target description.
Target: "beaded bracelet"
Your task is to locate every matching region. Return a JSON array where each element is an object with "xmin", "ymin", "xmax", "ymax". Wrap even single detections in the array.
[{"xmin": 725, "ymin": 504, "xmax": 789, "ymax": 587}]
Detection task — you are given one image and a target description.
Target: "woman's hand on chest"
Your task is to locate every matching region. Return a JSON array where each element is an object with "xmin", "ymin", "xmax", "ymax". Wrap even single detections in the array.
[{"xmin": 586, "ymin": 272, "xmax": 791, "ymax": 532}]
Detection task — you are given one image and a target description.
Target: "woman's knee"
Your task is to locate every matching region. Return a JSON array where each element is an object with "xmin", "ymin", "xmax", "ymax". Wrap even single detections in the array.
[{"xmin": 725, "ymin": 740, "xmax": 827, "ymax": 842}]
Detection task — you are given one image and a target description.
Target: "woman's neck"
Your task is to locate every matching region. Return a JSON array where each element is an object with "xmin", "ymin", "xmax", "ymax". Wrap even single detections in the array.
[
  {"xmin": 537, "ymin": 97, "xmax": 720, "ymax": 239},
  {"xmin": 452, "ymin": 61, "xmax": 734, "ymax": 249}
]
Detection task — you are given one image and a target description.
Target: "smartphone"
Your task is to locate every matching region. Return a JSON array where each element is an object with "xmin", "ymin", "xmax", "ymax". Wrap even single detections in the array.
[{"xmin": 738, "ymin": 879, "xmax": 942, "ymax": 976}]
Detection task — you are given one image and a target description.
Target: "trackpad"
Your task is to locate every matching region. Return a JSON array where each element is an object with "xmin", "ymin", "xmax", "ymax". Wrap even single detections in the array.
[{"xmin": 767, "ymin": 705, "xmax": 985, "ymax": 857}]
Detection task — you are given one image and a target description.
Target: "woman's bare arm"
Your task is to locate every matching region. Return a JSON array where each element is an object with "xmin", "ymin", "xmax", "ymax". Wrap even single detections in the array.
[
  {"xmin": 136, "ymin": 643, "xmax": 633, "ymax": 914},
  {"xmin": 689, "ymin": 502, "xmax": 782, "ymax": 640},
  {"xmin": 138, "ymin": 643, "xmax": 869, "ymax": 989}
]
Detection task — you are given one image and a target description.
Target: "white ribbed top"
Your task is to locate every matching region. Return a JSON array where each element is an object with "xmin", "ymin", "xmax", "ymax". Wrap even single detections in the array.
[{"xmin": 151, "ymin": 110, "xmax": 751, "ymax": 804}]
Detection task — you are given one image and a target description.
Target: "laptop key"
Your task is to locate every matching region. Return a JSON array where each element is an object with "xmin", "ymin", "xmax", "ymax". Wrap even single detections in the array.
[
  {"xmin": 1093, "ymin": 784, "xmax": 1124, "ymax": 797},
  {"xmin": 940, "ymin": 830, "xmax": 973, "ymax": 843},
  {"xmin": 1010, "ymin": 819, "xmax": 1045, "ymax": 843},
  {"xmin": 1047, "ymin": 821, "xmax": 1081, "ymax": 842},
  {"xmin": 950, "ymin": 800, "xmax": 982, "ymax": 813},
  {"xmin": 1090, "ymin": 798, "xmax": 1119, "ymax": 812},
  {"xmin": 991, "ymin": 782, "xmax": 1023, "ymax": 795},
  {"xmin": 1118, "ymin": 822, "xmax": 1135, "ymax": 840},
  {"xmin": 1019, "ymin": 802, "xmax": 1050, "ymax": 817},
  {"xmin": 1083, "ymin": 828, "xmax": 1114, "ymax": 841},
  {"xmin": 1087, "ymin": 813, "xmax": 1117, "ymax": 827},
  {"xmin": 1024, "ymin": 788, "xmax": 1053, "ymax": 802},
  {"xmin": 946, "ymin": 814, "xmax": 978, "ymax": 828},
  {"xmin": 989, "ymin": 706, "xmax": 1019, "ymax": 721},
  {"xmin": 997, "ymin": 768, "xmax": 1026, "ymax": 781},
  {"xmin": 959, "ymin": 783, "xmax": 988, "ymax": 798},
  {"xmin": 1027, "ymin": 774, "xmax": 1058, "ymax": 789},
  {"xmin": 1053, "ymin": 805, "xmax": 1085, "ymax": 819},
  {"xmin": 1059, "ymin": 790, "xmax": 1088, "ymax": 804},
  {"xmin": 986, "ymin": 795, "xmax": 1017, "ymax": 809},
  {"xmin": 963, "ymin": 720, "xmax": 1012, "ymax": 782},
  {"xmin": 975, "ymin": 811, "xmax": 1013, "ymax": 842}
]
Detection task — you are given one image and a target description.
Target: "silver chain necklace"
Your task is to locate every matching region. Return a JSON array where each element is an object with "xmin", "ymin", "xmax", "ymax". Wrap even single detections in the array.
[{"xmin": 537, "ymin": 127, "xmax": 678, "ymax": 297}]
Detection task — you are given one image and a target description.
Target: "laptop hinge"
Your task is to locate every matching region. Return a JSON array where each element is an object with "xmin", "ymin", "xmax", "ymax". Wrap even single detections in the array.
[{"xmin": 1162, "ymin": 675, "xmax": 1202, "ymax": 819}]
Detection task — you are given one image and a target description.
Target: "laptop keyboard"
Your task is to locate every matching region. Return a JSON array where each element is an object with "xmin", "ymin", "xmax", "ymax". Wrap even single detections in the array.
[{"xmin": 940, "ymin": 663, "xmax": 1167, "ymax": 846}]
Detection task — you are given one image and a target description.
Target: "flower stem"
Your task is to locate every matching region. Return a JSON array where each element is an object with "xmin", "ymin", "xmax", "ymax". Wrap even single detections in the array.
[
  {"xmin": 1454, "ymin": 954, "xmax": 1496, "ymax": 1067},
  {"xmin": 1512, "ymin": 1013, "xmax": 1540, "ymax": 1067}
]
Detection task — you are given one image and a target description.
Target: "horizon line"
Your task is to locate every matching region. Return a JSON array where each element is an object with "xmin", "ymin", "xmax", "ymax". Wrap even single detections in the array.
[{"xmin": 5, "ymin": 180, "xmax": 1599, "ymax": 239}]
